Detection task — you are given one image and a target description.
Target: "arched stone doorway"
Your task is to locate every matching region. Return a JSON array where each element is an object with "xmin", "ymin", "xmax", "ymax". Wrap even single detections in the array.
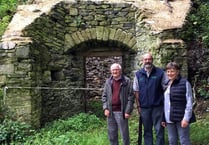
[
  {"xmin": 40, "ymin": 38, "xmax": 137, "ymax": 125},
  {"xmin": 0, "ymin": 0, "xmax": 138, "ymax": 127},
  {"xmin": 0, "ymin": 0, "xmax": 190, "ymax": 128}
]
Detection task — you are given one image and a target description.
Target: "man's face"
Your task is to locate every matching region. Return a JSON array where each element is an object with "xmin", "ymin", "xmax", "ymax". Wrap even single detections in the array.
[
  {"xmin": 111, "ymin": 66, "xmax": 121, "ymax": 79},
  {"xmin": 143, "ymin": 54, "xmax": 153, "ymax": 69}
]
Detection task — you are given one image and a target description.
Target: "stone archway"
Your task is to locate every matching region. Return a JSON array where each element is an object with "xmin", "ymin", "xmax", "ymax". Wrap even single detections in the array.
[
  {"xmin": 0, "ymin": 0, "xmax": 138, "ymax": 127},
  {"xmin": 39, "ymin": 39, "xmax": 137, "ymax": 125},
  {"xmin": 0, "ymin": 0, "xmax": 191, "ymax": 127}
]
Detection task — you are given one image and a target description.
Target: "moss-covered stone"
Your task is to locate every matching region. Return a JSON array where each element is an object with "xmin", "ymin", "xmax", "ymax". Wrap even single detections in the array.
[{"xmin": 0, "ymin": 0, "xmax": 190, "ymax": 128}]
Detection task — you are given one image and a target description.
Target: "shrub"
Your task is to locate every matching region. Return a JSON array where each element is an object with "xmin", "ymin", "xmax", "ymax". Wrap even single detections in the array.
[
  {"xmin": 87, "ymin": 100, "xmax": 104, "ymax": 118},
  {"xmin": 0, "ymin": 0, "xmax": 17, "ymax": 18},
  {"xmin": 14, "ymin": 113, "xmax": 104, "ymax": 145},
  {"xmin": 197, "ymin": 80, "xmax": 209, "ymax": 99},
  {"xmin": 0, "ymin": 0, "xmax": 30, "ymax": 36},
  {"xmin": 0, "ymin": 119, "xmax": 31, "ymax": 144},
  {"xmin": 190, "ymin": 115, "xmax": 209, "ymax": 145},
  {"xmin": 183, "ymin": 0, "xmax": 209, "ymax": 47},
  {"xmin": 46, "ymin": 113, "xmax": 103, "ymax": 132}
]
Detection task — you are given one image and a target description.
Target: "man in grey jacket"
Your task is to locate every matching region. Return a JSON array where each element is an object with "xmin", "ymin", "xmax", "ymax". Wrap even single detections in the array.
[{"xmin": 102, "ymin": 63, "xmax": 134, "ymax": 145}]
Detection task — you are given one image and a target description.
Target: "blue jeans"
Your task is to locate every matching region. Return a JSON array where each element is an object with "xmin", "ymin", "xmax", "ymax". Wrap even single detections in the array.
[
  {"xmin": 141, "ymin": 106, "xmax": 165, "ymax": 145},
  {"xmin": 107, "ymin": 112, "xmax": 130, "ymax": 145},
  {"xmin": 167, "ymin": 122, "xmax": 191, "ymax": 145}
]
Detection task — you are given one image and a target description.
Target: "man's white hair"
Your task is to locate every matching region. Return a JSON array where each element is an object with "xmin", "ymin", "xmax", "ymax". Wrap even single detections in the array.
[{"xmin": 110, "ymin": 63, "xmax": 122, "ymax": 70}]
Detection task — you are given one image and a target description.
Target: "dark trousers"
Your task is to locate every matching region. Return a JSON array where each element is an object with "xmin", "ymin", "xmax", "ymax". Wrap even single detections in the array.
[{"xmin": 141, "ymin": 106, "xmax": 165, "ymax": 145}]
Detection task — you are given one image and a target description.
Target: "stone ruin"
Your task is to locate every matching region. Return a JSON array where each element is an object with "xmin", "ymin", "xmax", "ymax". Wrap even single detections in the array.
[{"xmin": 0, "ymin": 0, "xmax": 191, "ymax": 127}]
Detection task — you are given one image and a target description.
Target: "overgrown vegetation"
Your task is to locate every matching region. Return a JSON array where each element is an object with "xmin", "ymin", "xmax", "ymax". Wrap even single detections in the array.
[
  {"xmin": 190, "ymin": 115, "xmax": 209, "ymax": 145},
  {"xmin": 0, "ymin": 0, "xmax": 209, "ymax": 100},
  {"xmin": 181, "ymin": 0, "xmax": 209, "ymax": 100},
  {"xmin": 183, "ymin": 0, "xmax": 209, "ymax": 48},
  {"xmin": 0, "ymin": 0, "xmax": 209, "ymax": 144},
  {"xmin": 197, "ymin": 80, "xmax": 209, "ymax": 99},
  {"xmin": 0, "ymin": 91, "xmax": 208, "ymax": 144},
  {"xmin": 0, "ymin": 119, "xmax": 32, "ymax": 144},
  {"xmin": 5, "ymin": 107, "xmax": 208, "ymax": 145},
  {"xmin": 0, "ymin": 88, "xmax": 32, "ymax": 144},
  {"xmin": 0, "ymin": 0, "xmax": 17, "ymax": 36},
  {"xmin": 12, "ymin": 113, "xmax": 106, "ymax": 145},
  {"xmin": 87, "ymin": 100, "xmax": 105, "ymax": 118},
  {"xmin": 0, "ymin": 0, "xmax": 30, "ymax": 36}
]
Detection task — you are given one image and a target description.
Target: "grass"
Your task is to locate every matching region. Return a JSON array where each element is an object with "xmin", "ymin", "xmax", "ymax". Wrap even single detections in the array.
[
  {"xmin": 7, "ymin": 100, "xmax": 209, "ymax": 145},
  {"xmin": 190, "ymin": 116, "xmax": 209, "ymax": 145},
  {"xmin": 11, "ymin": 113, "xmax": 109, "ymax": 145}
]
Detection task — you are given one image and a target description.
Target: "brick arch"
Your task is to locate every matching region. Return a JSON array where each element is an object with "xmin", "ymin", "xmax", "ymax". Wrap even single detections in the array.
[
  {"xmin": 64, "ymin": 27, "xmax": 137, "ymax": 51},
  {"xmin": 0, "ymin": 0, "xmax": 140, "ymax": 128},
  {"xmin": 0, "ymin": 0, "xmax": 190, "ymax": 128}
]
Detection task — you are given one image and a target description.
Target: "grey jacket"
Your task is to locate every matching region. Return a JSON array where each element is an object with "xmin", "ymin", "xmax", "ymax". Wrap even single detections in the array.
[{"xmin": 102, "ymin": 75, "xmax": 135, "ymax": 118}]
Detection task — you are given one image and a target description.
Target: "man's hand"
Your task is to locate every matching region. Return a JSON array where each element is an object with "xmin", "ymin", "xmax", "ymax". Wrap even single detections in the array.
[
  {"xmin": 104, "ymin": 109, "xmax": 110, "ymax": 117},
  {"xmin": 161, "ymin": 122, "xmax": 166, "ymax": 128},
  {"xmin": 125, "ymin": 113, "xmax": 131, "ymax": 119}
]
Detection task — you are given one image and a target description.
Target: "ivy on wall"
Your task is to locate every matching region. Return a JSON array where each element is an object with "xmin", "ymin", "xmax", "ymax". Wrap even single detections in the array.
[
  {"xmin": 182, "ymin": 0, "xmax": 209, "ymax": 47},
  {"xmin": 181, "ymin": 0, "xmax": 209, "ymax": 99}
]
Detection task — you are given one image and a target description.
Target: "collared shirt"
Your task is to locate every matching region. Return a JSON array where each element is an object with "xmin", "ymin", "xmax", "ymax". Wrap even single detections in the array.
[
  {"xmin": 144, "ymin": 66, "xmax": 152, "ymax": 77},
  {"xmin": 133, "ymin": 66, "xmax": 167, "ymax": 107},
  {"xmin": 133, "ymin": 69, "xmax": 167, "ymax": 92},
  {"xmin": 164, "ymin": 81, "xmax": 193, "ymax": 123}
]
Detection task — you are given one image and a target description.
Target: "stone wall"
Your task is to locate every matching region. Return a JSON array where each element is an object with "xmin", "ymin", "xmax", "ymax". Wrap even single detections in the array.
[
  {"xmin": 85, "ymin": 56, "xmax": 122, "ymax": 97},
  {"xmin": 0, "ymin": 0, "xmax": 190, "ymax": 127}
]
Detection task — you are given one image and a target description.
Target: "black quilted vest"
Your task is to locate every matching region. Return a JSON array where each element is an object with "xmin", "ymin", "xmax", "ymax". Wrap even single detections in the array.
[{"xmin": 169, "ymin": 75, "xmax": 187, "ymax": 122}]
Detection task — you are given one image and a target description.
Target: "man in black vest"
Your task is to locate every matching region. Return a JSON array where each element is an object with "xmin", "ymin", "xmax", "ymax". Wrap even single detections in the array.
[{"xmin": 133, "ymin": 52, "xmax": 165, "ymax": 145}]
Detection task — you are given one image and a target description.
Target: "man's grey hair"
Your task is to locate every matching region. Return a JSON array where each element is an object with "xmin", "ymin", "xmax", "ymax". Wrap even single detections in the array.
[{"xmin": 110, "ymin": 63, "xmax": 122, "ymax": 70}]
